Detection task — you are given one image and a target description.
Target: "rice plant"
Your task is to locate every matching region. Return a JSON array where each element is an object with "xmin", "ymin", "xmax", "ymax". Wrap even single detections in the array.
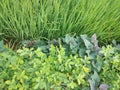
[{"xmin": 0, "ymin": 0, "xmax": 120, "ymax": 44}]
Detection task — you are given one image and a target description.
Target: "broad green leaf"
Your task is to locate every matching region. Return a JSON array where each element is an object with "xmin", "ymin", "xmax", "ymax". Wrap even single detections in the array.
[
  {"xmin": 81, "ymin": 35, "xmax": 94, "ymax": 50},
  {"xmin": 91, "ymin": 70, "xmax": 100, "ymax": 86},
  {"xmin": 88, "ymin": 79, "xmax": 96, "ymax": 90}
]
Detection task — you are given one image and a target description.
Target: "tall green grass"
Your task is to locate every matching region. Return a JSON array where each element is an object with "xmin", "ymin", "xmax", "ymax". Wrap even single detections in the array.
[{"xmin": 0, "ymin": 0, "xmax": 120, "ymax": 44}]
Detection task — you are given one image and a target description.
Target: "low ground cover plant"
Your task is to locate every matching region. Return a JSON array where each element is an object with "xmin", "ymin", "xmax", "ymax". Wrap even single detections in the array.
[
  {"xmin": 0, "ymin": 34, "xmax": 120, "ymax": 89},
  {"xmin": 99, "ymin": 45, "xmax": 120, "ymax": 90},
  {"xmin": 0, "ymin": 41, "xmax": 89, "ymax": 89}
]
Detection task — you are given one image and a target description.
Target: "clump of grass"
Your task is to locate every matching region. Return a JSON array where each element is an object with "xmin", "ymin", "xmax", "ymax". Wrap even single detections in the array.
[{"xmin": 0, "ymin": 0, "xmax": 120, "ymax": 44}]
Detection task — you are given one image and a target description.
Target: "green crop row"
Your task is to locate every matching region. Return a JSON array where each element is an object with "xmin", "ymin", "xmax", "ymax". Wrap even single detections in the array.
[{"xmin": 0, "ymin": 0, "xmax": 120, "ymax": 44}]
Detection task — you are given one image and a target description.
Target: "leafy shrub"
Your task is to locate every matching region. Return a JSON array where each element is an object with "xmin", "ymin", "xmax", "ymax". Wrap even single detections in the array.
[
  {"xmin": 0, "ymin": 43, "xmax": 90, "ymax": 89},
  {"xmin": 0, "ymin": 37, "xmax": 120, "ymax": 90},
  {"xmin": 22, "ymin": 34, "xmax": 100, "ymax": 56},
  {"xmin": 99, "ymin": 45, "xmax": 120, "ymax": 90},
  {"xmin": 22, "ymin": 34, "xmax": 120, "ymax": 90}
]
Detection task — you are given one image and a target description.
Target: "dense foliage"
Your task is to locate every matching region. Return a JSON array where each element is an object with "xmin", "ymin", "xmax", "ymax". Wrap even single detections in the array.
[
  {"xmin": 0, "ymin": 41, "xmax": 89, "ymax": 89},
  {"xmin": 0, "ymin": 0, "xmax": 120, "ymax": 89},
  {"xmin": 100, "ymin": 45, "xmax": 120, "ymax": 90},
  {"xmin": 0, "ymin": 35, "xmax": 120, "ymax": 89}
]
